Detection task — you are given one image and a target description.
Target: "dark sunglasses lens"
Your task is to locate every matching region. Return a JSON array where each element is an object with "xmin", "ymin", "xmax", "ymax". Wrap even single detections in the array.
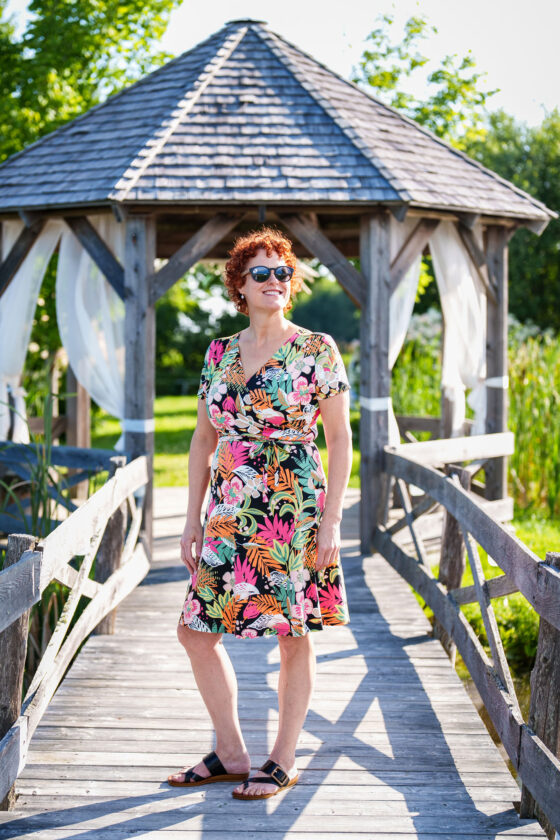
[
  {"xmin": 251, "ymin": 267, "xmax": 272, "ymax": 282},
  {"xmin": 274, "ymin": 267, "xmax": 293, "ymax": 281}
]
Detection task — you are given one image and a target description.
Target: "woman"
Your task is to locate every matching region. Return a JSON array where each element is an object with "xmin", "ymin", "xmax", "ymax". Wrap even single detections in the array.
[{"xmin": 167, "ymin": 226, "xmax": 353, "ymax": 800}]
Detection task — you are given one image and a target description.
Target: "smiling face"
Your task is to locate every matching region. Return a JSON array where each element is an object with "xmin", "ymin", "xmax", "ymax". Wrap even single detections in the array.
[{"xmin": 237, "ymin": 248, "xmax": 291, "ymax": 314}]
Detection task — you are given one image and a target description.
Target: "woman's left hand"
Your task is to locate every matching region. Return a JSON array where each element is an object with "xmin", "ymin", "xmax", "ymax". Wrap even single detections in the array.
[{"xmin": 315, "ymin": 515, "xmax": 342, "ymax": 571}]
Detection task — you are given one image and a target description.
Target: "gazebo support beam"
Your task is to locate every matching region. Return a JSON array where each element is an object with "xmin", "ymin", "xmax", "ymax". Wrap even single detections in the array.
[
  {"xmin": 149, "ymin": 213, "xmax": 243, "ymax": 304},
  {"xmin": 390, "ymin": 218, "xmax": 440, "ymax": 294},
  {"xmin": 457, "ymin": 222, "xmax": 498, "ymax": 305},
  {"xmin": 64, "ymin": 216, "xmax": 126, "ymax": 300},
  {"xmin": 124, "ymin": 215, "xmax": 156, "ymax": 555},
  {"xmin": 359, "ymin": 212, "xmax": 391, "ymax": 553},
  {"xmin": 485, "ymin": 225, "xmax": 509, "ymax": 501},
  {"xmin": 278, "ymin": 214, "xmax": 366, "ymax": 308},
  {"xmin": 0, "ymin": 219, "xmax": 45, "ymax": 300}
]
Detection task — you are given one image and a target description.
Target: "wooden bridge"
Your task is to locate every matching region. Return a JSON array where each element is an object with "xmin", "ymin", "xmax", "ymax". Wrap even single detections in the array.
[{"xmin": 0, "ymin": 433, "xmax": 559, "ymax": 839}]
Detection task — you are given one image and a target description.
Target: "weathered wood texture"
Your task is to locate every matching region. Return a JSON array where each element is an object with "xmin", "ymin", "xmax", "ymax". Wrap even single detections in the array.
[
  {"xmin": 65, "ymin": 365, "xmax": 91, "ymax": 502},
  {"xmin": 0, "ymin": 486, "xmax": 546, "ymax": 838},
  {"xmin": 63, "ymin": 216, "xmax": 125, "ymax": 299},
  {"xmin": 93, "ymin": 457, "xmax": 127, "ymax": 635},
  {"xmin": 433, "ymin": 465, "xmax": 471, "ymax": 662},
  {"xmin": 359, "ymin": 212, "xmax": 391, "ymax": 553},
  {"xmin": 484, "ymin": 225, "xmax": 509, "ymax": 501},
  {"xmin": 0, "ymin": 535, "xmax": 37, "ymax": 810},
  {"xmin": 0, "ymin": 220, "xmax": 45, "ymax": 299},
  {"xmin": 149, "ymin": 213, "xmax": 242, "ymax": 304},
  {"xmin": 520, "ymin": 551, "xmax": 560, "ymax": 838},
  {"xmin": 124, "ymin": 215, "xmax": 156, "ymax": 555}
]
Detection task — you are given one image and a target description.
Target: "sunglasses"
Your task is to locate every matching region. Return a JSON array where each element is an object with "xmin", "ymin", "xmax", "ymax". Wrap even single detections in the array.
[{"xmin": 243, "ymin": 265, "xmax": 294, "ymax": 283}]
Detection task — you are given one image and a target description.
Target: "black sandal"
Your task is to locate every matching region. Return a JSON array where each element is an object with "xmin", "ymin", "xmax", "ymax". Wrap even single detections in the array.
[
  {"xmin": 167, "ymin": 750, "xmax": 249, "ymax": 787},
  {"xmin": 232, "ymin": 759, "xmax": 299, "ymax": 800}
]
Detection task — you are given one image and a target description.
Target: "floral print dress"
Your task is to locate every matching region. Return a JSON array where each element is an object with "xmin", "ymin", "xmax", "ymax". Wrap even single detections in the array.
[{"xmin": 179, "ymin": 326, "xmax": 351, "ymax": 638}]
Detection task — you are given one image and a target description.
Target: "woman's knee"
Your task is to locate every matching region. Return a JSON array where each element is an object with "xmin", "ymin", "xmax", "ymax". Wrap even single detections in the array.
[
  {"xmin": 278, "ymin": 632, "xmax": 314, "ymax": 660},
  {"xmin": 176, "ymin": 621, "xmax": 222, "ymax": 655}
]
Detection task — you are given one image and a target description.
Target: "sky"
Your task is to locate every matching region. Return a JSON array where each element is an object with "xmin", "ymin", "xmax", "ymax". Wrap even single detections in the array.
[{"xmin": 5, "ymin": 0, "xmax": 558, "ymax": 128}]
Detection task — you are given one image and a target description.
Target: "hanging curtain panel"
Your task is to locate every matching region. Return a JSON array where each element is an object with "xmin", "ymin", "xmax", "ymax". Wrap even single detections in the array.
[
  {"xmin": 430, "ymin": 220, "xmax": 487, "ymax": 437},
  {"xmin": 0, "ymin": 219, "xmax": 63, "ymax": 442},
  {"xmin": 56, "ymin": 215, "xmax": 126, "ymax": 449},
  {"xmin": 387, "ymin": 215, "xmax": 423, "ymax": 446}
]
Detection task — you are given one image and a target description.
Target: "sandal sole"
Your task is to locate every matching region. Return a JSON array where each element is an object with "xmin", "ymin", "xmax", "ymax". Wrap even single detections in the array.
[
  {"xmin": 232, "ymin": 774, "xmax": 299, "ymax": 799},
  {"xmin": 168, "ymin": 772, "xmax": 249, "ymax": 787}
]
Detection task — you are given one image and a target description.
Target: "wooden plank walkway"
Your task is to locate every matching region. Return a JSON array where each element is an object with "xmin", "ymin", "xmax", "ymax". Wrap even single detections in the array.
[{"xmin": 0, "ymin": 487, "xmax": 547, "ymax": 839}]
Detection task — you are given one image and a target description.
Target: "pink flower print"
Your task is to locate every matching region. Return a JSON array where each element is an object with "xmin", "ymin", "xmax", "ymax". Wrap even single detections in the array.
[
  {"xmin": 229, "ymin": 440, "xmax": 250, "ymax": 468},
  {"xmin": 319, "ymin": 581, "xmax": 343, "ymax": 613},
  {"xmin": 209, "ymin": 341, "xmax": 225, "ymax": 365},
  {"xmin": 257, "ymin": 514, "xmax": 295, "ymax": 547},
  {"xmin": 275, "ymin": 619, "xmax": 291, "ymax": 635},
  {"xmin": 290, "ymin": 589, "xmax": 313, "ymax": 621},
  {"xmin": 182, "ymin": 592, "xmax": 201, "ymax": 625},
  {"xmin": 317, "ymin": 490, "xmax": 326, "ymax": 512},
  {"xmin": 243, "ymin": 602, "xmax": 260, "ymax": 619},
  {"xmin": 223, "ymin": 570, "xmax": 234, "ymax": 592},
  {"xmin": 209, "ymin": 404, "xmax": 235, "ymax": 431},
  {"xmin": 287, "ymin": 354, "xmax": 314, "ymax": 379},
  {"xmin": 234, "ymin": 555, "xmax": 258, "ymax": 587},
  {"xmin": 306, "ymin": 583, "xmax": 318, "ymax": 601},
  {"xmin": 261, "ymin": 412, "xmax": 285, "ymax": 428},
  {"xmin": 221, "ymin": 477, "xmax": 244, "ymax": 505},
  {"xmin": 241, "ymin": 628, "xmax": 258, "ymax": 638},
  {"xmin": 288, "ymin": 376, "xmax": 313, "ymax": 406},
  {"xmin": 223, "ymin": 395, "xmax": 237, "ymax": 413}
]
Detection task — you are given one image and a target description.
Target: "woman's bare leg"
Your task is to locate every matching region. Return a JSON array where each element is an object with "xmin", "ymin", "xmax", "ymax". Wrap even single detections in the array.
[
  {"xmin": 167, "ymin": 624, "xmax": 250, "ymax": 782},
  {"xmin": 232, "ymin": 632, "xmax": 316, "ymax": 796}
]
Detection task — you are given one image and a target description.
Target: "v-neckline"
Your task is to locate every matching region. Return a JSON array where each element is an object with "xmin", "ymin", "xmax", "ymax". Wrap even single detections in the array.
[{"xmin": 234, "ymin": 328, "xmax": 301, "ymax": 387}]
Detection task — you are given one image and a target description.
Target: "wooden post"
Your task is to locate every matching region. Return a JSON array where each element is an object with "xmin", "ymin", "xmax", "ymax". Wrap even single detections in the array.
[
  {"xmin": 92, "ymin": 456, "xmax": 127, "ymax": 635},
  {"xmin": 485, "ymin": 225, "xmax": 509, "ymax": 501},
  {"xmin": 359, "ymin": 212, "xmax": 391, "ymax": 553},
  {"xmin": 0, "ymin": 533, "xmax": 38, "ymax": 810},
  {"xmin": 432, "ymin": 465, "xmax": 471, "ymax": 662},
  {"xmin": 124, "ymin": 215, "xmax": 156, "ymax": 556},
  {"xmin": 520, "ymin": 551, "xmax": 560, "ymax": 838},
  {"xmin": 65, "ymin": 365, "xmax": 91, "ymax": 501}
]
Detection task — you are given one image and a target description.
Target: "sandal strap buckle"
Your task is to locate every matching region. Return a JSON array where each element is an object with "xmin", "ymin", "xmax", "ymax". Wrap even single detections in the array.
[{"xmin": 261, "ymin": 759, "xmax": 289, "ymax": 786}]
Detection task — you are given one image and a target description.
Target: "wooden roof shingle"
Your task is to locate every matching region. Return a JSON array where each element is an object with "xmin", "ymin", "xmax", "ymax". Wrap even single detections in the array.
[{"xmin": 0, "ymin": 19, "xmax": 555, "ymax": 223}]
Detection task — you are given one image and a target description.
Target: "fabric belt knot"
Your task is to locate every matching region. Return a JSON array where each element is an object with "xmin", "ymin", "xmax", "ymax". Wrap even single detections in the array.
[{"xmin": 217, "ymin": 434, "xmax": 311, "ymax": 487}]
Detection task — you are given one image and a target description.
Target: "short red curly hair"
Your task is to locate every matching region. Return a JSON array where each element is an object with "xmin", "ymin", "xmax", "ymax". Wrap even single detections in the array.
[{"xmin": 224, "ymin": 226, "xmax": 302, "ymax": 316}]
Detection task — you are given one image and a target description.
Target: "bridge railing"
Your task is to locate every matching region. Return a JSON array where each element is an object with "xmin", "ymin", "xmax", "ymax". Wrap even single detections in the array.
[
  {"xmin": 0, "ymin": 454, "xmax": 150, "ymax": 808},
  {"xmin": 374, "ymin": 431, "xmax": 560, "ymax": 839}
]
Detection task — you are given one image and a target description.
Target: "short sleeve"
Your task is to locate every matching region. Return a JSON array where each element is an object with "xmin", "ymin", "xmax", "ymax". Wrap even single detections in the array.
[
  {"xmin": 197, "ymin": 341, "xmax": 213, "ymax": 400},
  {"xmin": 314, "ymin": 334, "xmax": 350, "ymax": 400}
]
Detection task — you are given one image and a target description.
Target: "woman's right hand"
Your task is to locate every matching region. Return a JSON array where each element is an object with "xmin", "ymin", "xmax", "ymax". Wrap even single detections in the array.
[{"xmin": 180, "ymin": 518, "xmax": 203, "ymax": 574}]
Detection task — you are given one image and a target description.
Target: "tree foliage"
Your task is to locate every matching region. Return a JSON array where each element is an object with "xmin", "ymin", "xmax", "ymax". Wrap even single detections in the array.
[
  {"xmin": 352, "ymin": 13, "xmax": 499, "ymax": 148},
  {"xmin": 0, "ymin": 0, "xmax": 180, "ymax": 161}
]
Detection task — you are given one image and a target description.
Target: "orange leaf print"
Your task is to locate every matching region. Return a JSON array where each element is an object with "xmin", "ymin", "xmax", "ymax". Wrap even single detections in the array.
[
  {"xmin": 217, "ymin": 444, "xmax": 237, "ymax": 481},
  {"xmin": 251, "ymin": 388, "xmax": 275, "ymax": 413},
  {"xmin": 222, "ymin": 598, "xmax": 243, "ymax": 633},
  {"xmin": 253, "ymin": 594, "xmax": 283, "ymax": 615},
  {"xmin": 205, "ymin": 514, "xmax": 238, "ymax": 541},
  {"xmin": 245, "ymin": 540, "xmax": 285, "ymax": 576}
]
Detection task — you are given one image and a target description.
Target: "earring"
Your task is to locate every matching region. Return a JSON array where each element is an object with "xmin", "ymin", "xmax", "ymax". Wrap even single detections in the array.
[{"xmin": 240, "ymin": 293, "xmax": 244, "ymax": 299}]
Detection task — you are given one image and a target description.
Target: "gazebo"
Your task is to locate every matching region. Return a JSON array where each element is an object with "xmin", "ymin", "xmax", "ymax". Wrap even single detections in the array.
[{"xmin": 0, "ymin": 18, "xmax": 556, "ymax": 554}]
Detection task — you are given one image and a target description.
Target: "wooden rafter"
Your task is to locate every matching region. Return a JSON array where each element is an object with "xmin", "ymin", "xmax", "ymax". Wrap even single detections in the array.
[
  {"xmin": 149, "ymin": 213, "xmax": 243, "ymax": 304},
  {"xmin": 278, "ymin": 213, "xmax": 366, "ymax": 308},
  {"xmin": 389, "ymin": 218, "xmax": 439, "ymax": 294},
  {"xmin": 0, "ymin": 219, "xmax": 45, "ymax": 300},
  {"xmin": 64, "ymin": 216, "xmax": 126, "ymax": 300},
  {"xmin": 457, "ymin": 221, "xmax": 498, "ymax": 304}
]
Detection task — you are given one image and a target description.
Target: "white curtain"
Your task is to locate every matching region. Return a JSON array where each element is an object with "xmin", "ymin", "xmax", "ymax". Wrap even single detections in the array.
[
  {"xmin": 430, "ymin": 220, "xmax": 487, "ymax": 437},
  {"xmin": 387, "ymin": 215, "xmax": 423, "ymax": 445},
  {"xmin": 0, "ymin": 219, "xmax": 64, "ymax": 442},
  {"xmin": 56, "ymin": 215, "xmax": 126, "ymax": 449}
]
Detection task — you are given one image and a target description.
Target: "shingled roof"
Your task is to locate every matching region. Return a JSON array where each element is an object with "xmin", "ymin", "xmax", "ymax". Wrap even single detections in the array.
[{"xmin": 0, "ymin": 19, "xmax": 555, "ymax": 223}]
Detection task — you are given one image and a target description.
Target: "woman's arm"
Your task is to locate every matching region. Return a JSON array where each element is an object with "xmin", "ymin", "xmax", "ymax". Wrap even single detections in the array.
[
  {"xmin": 180, "ymin": 399, "xmax": 218, "ymax": 573},
  {"xmin": 315, "ymin": 389, "xmax": 353, "ymax": 570}
]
